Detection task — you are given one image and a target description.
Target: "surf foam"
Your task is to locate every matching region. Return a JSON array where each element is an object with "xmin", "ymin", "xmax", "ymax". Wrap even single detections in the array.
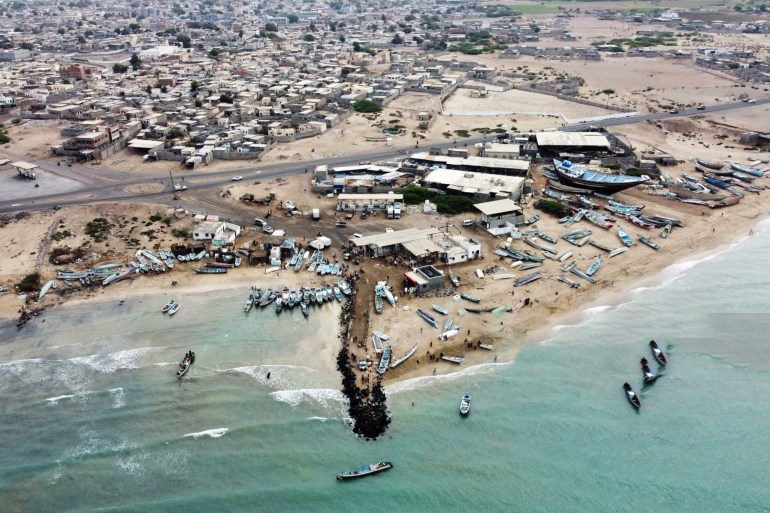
[{"xmin": 184, "ymin": 428, "xmax": 229, "ymax": 439}]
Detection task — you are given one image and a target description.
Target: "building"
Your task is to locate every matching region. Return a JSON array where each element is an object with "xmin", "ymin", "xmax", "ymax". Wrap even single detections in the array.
[
  {"xmin": 409, "ymin": 152, "xmax": 530, "ymax": 176},
  {"xmin": 404, "ymin": 265, "xmax": 446, "ymax": 293},
  {"xmin": 192, "ymin": 221, "xmax": 242, "ymax": 246},
  {"xmin": 474, "ymin": 199, "xmax": 525, "ymax": 235},
  {"xmin": 480, "ymin": 142, "xmax": 520, "ymax": 159},
  {"xmin": 534, "ymin": 132, "xmax": 612, "ymax": 158},
  {"xmin": 350, "ymin": 227, "xmax": 441, "ymax": 258},
  {"xmin": 421, "ymin": 169, "xmax": 526, "ymax": 201}
]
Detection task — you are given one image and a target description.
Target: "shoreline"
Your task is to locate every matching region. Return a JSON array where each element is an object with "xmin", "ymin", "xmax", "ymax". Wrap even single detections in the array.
[{"xmin": 5, "ymin": 203, "xmax": 768, "ymax": 388}]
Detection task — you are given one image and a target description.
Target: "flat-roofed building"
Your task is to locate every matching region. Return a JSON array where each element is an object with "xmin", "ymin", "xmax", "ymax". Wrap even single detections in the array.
[
  {"xmin": 421, "ymin": 169, "xmax": 525, "ymax": 201},
  {"xmin": 474, "ymin": 199, "xmax": 525, "ymax": 234},
  {"xmin": 404, "ymin": 265, "xmax": 445, "ymax": 293},
  {"xmin": 410, "ymin": 152, "xmax": 530, "ymax": 176}
]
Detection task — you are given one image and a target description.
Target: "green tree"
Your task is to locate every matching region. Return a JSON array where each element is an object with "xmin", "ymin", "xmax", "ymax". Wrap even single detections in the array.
[
  {"xmin": 303, "ymin": 33, "xmax": 315, "ymax": 41},
  {"xmin": 352, "ymin": 99, "xmax": 382, "ymax": 113},
  {"xmin": 264, "ymin": 22, "xmax": 278, "ymax": 32},
  {"xmin": 176, "ymin": 34, "xmax": 191, "ymax": 48},
  {"xmin": 112, "ymin": 63, "xmax": 129, "ymax": 73},
  {"xmin": 129, "ymin": 53, "xmax": 142, "ymax": 71},
  {"xmin": 287, "ymin": 14, "xmax": 299, "ymax": 23},
  {"xmin": 190, "ymin": 80, "xmax": 199, "ymax": 92},
  {"xmin": 391, "ymin": 34, "xmax": 404, "ymax": 44}
]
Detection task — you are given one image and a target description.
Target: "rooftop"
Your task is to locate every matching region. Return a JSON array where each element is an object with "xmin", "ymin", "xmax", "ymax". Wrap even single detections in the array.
[
  {"xmin": 473, "ymin": 198, "xmax": 523, "ymax": 216},
  {"xmin": 350, "ymin": 227, "xmax": 440, "ymax": 248},
  {"xmin": 534, "ymin": 132, "xmax": 611, "ymax": 148}
]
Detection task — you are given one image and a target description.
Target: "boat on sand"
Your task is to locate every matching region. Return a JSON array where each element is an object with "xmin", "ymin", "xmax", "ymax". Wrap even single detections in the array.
[{"xmin": 162, "ymin": 300, "xmax": 177, "ymax": 313}]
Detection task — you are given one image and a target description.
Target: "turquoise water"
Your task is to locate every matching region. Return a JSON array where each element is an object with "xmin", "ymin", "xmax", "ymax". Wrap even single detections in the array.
[{"xmin": 2, "ymin": 225, "xmax": 770, "ymax": 512}]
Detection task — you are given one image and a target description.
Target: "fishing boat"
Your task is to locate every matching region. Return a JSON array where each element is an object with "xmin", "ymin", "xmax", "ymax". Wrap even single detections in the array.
[
  {"xmin": 649, "ymin": 340, "xmax": 668, "ymax": 366},
  {"xmin": 377, "ymin": 344, "xmax": 391, "ymax": 374},
  {"xmin": 694, "ymin": 157, "xmax": 724, "ymax": 170},
  {"xmin": 300, "ymin": 299, "xmax": 309, "ymax": 317},
  {"xmin": 176, "ymin": 351, "xmax": 195, "ymax": 379},
  {"xmin": 661, "ymin": 224, "xmax": 672, "ymax": 239},
  {"xmin": 259, "ymin": 289, "xmax": 273, "ymax": 307},
  {"xmin": 553, "ymin": 159, "xmax": 650, "ymax": 192},
  {"xmin": 460, "ymin": 293, "xmax": 481, "ymax": 304},
  {"xmin": 205, "ymin": 262, "xmax": 234, "ymax": 269},
  {"xmin": 479, "ymin": 343, "xmax": 494, "ymax": 351},
  {"xmin": 274, "ymin": 297, "xmax": 283, "ymax": 314},
  {"xmin": 194, "ymin": 267, "xmax": 227, "ymax": 274},
  {"xmin": 288, "ymin": 290, "xmax": 297, "ymax": 309},
  {"xmin": 561, "ymin": 260, "xmax": 577, "ymax": 272},
  {"xmin": 608, "ymin": 247, "xmax": 628, "ymax": 258},
  {"xmin": 167, "ymin": 302, "xmax": 180, "ymax": 316},
  {"xmin": 448, "ymin": 270, "xmax": 460, "ymax": 287},
  {"xmin": 589, "ymin": 240, "xmax": 613, "ymax": 252},
  {"xmin": 727, "ymin": 160, "xmax": 763, "ymax": 177},
  {"xmin": 523, "ymin": 214, "xmax": 540, "ymax": 225},
  {"xmin": 440, "ymin": 354, "xmax": 464, "ymax": 364},
  {"xmin": 557, "ymin": 251, "xmax": 573, "ymax": 262},
  {"xmin": 617, "ymin": 225, "xmax": 633, "ymax": 247},
  {"xmin": 520, "ymin": 263, "xmax": 541, "ymax": 271},
  {"xmin": 638, "ymin": 235, "xmax": 660, "ymax": 251},
  {"xmin": 514, "ymin": 272, "xmax": 541, "ymax": 287},
  {"xmin": 640, "ymin": 357, "xmax": 659, "ymax": 383},
  {"xmin": 585, "ymin": 257, "xmax": 601, "ymax": 277},
  {"xmin": 390, "ymin": 344, "xmax": 418, "ymax": 369},
  {"xmin": 416, "ymin": 309, "xmax": 438, "ymax": 328},
  {"xmin": 244, "ymin": 294, "xmax": 254, "ymax": 312},
  {"xmin": 38, "ymin": 280, "xmax": 57, "ymax": 301},
  {"xmin": 492, "ymin": 273, "xmax": 516, "ymax": 280},
  {"xmin": 623, "ymin": 382, "xmax": 641, "ymax": 409},
  {"xmin": 571, "ymin": 268, "xmax": 596, "ymax": 284},
  {"xmin": 459, "ymin": 394, "xmax": 471, "ymax": 416},
  {"xmin": 432, "ymin": 304, "xmax": 448, "ymax": 315},
  {"xmin": 338, "ymin": 280, "xmax": 351, "ymax": 295},
  {"xmin": 336, "ymin": 462, "xmax": 393, "ymax": 480},
  {"xmin": 374, "ymin": 292, "xmax": 383, "ymax": 314},
  {"xmin": 557, "ymin": 275, "xmax": 581, "ymax": 289},
  {"xmin": 584, "ymin": 209, "xmax": 614, "ymax": 229},
  {"xmin": 162, "ymin": 300, "xmax": 177, "ymax": 313},
  {"xmin": 334, "ymin": 286, "xmax": 343, "ymax": 302}
]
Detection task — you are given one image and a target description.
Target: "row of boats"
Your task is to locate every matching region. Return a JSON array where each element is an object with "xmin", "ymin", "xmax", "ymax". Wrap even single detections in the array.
[
  {"xmin": 623, "ymin": 340, "xmax": 668, "ymax": 410},
  {"xmin": 243, "ymin": 280, "xmax": 352, "ymax": 316}
]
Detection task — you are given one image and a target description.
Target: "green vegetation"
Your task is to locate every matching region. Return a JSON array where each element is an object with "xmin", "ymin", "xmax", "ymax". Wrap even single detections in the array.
[
  {"xmin": 0, "ymin": 124, "xmax": 10, "ymax": 144},
  {"xmin": 112, "ymin": 63, "xmax": 128, "ymax": 73},
  {"xmin": 352, "ymin": 41, "xmax": 376, "ymax": 55},
  {"xmin": 448, "ymin": 31, "xmax": 507, "ymax": 55},
  {"xmin": 398, "ymin": 186, "xmax": 477, "ymax": 215},
  {"xmin": 352, "ymin": 99, "xmax": 382, "ymax": 113},
  {"xmin": 84, "ymin": 217, "xmax": 113, "ymax": 242},
  {"xmin": 51, "ymin": 230, "xmax": 72, "ymax": 241},
  {"xmin": 534, "ymin": 199, "xmax": 572, "ymax": 218},
  {"xmin": 16, "ymin": 272, "xmax": 41, "ymax": 293},
  {"xmin": 593, "ymin": 34, "xmax": 677, "ymax": 50},
  {"xmin": 171, "ymin": 227, "xmax": 190, "ymax": 238},
  {"xmin": 442, "ymin": 131, "xmax": 452, "ymax": 138},
  {"xmin": 454, "ymin": 129, "xmax": 471, "ymax": 138}
]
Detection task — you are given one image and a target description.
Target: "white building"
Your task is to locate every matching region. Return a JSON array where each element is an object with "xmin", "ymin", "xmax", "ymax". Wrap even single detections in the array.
[
  {"xmin": 192, "ymin": 221, "xmax": 242, "ymax": 246},
  {"xmin": 474, "ymin": 199, "xmax": 525, "ymax": 235}
]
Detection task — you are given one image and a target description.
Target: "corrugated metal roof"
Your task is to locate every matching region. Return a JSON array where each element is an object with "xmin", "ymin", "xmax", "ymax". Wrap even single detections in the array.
[
  {"xmin": 412, "ymin": 152, "xmax": 530, "ymax": 171},
  {"xmin": 423, "ymin": 169, "xmax": 525, "ymax": 196},
  {"xmin": 350, "ymin": 227, "xmax": 440, "ymax": 247},
  {"xmin": 534, "ymin": 132, "xmax": 610, "ymax": 148}
]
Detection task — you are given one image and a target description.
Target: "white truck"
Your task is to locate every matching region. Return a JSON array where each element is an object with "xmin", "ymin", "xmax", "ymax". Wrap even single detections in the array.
[
  {"xmin": 312, "ymin": 208, "xmax": 320, "ymax": 220},
  {"xmin": 393, "ymin": 204, "xmax": 402, "ymax": 219},
  {"xmin": 386, "ymin": 205, "xmax": 394, "ymax": 219}
]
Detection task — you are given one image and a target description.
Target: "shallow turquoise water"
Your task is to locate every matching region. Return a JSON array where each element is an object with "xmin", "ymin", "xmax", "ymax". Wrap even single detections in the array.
[{"xmin": 1, "ymin": 226, "xmax": 770, "ymax": 512}]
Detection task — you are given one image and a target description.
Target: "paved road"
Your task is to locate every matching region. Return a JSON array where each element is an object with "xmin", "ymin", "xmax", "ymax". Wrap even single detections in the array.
[{"xmin": 0, "ymin": 98, "xmax": 766, "ymax": 216}]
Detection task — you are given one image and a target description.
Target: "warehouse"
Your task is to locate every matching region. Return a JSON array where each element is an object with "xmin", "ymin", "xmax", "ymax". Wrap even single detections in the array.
[
  {"xmin": 421, "ymin": 168, "xmax": 526, "ymax": 201},
  {"xmin": 408, "ymin": 152, "xmax": 531, "ymax": 176}
]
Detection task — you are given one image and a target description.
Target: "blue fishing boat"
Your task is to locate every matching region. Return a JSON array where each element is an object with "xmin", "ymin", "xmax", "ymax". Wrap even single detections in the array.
[
  {"xmin": 377, "ymin": 344, "xmax": 391, "ymax": 374},
  {"xmin": 553, "ymin": 159, "xmax": 650, "ymax": 192},
  {"xmin": 432, "ymin": 304, "xmax": 448, "ymax": 315},
  {"xmin": 617, "ymin": 225, "xmax": 633, "ymax": 247},
  {"xmin": 727, "ymin": 160, "xmax": 763, "ymax": 177},
  {"xmin": 337, "ymin": 462, "xmax": 392, "ymax": 480},
  {"xmin": 585, "ymin": 257, "xmax": 602, "ymax": 277},
  {"xmin": 460, "ymin": 293, "xmax": 481, "ymax": 303},
  {"xmin": 561, "ymin": 260, "xmax": 577, "ymax": 272},
  {"xmin": 416, "ymin": 309, "xmax": 438, "ymax": 328}
]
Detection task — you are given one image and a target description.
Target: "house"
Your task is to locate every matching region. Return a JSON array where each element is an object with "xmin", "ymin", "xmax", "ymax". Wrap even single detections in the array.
[
  {"xmin": 192, "ymin": 221, "xmax": 242, "ymax": 246},
  {"xmin": 404, "ymin": 265, "xmax": 445, "ymax": 293},
  {"xmin": 474, "ymin": 198, "xmax": 525, "ymax": 235}
]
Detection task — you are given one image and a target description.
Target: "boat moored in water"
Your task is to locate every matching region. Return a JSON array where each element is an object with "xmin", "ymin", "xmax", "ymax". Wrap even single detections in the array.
[
  {"xmin": 176, "ymin": 350, "xmax": 195, "ymax": 379},
  {"xmin": 337, "ymin": 462, "xmax": 393, "ymax": 480},
  {"xmin": 623, "ymin": 382, "xmax": 641, "ymax": 409},
  {"xmin": 640, "ymin": 357, "xmax": 659, "ymax": 383},
  {"xmin": 649, "ymin": 340, "xmax": 668, "ymax": 366},
  {"xmin": 460, "ymin": 394, "xmax": 471, "ymax": 415}
]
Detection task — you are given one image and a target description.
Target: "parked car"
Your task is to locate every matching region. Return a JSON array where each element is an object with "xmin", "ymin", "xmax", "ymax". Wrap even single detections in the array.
[
  {"xmin": 254, "ymin": 218, "xmax": 266, "ymax": 227},
  {"xmin": 697, "ymin": 105, "xmax": 706, "ymax": 110},
  {"xmin": 748, "ymin": 98, "xmax": 756, "ymax": 103},
  {"xmin": 352, "ymin": 233, "xmax": 363, "ymax": 239},
  {"xmin": 232, "ymin": 176, "xmax": 244, "ymax": 181},
  {"xmin": 262, "ymin": 225, "xmax": 274, "ymax": 234},
  {"xmin": 669, "ymin": 109, "xmax": 679, "ymax": 114},
  {"xmin": 462, "ymin": 219, "xmax": 474, "ymax": 227},
  {"xmin": 174, "ymin": 184, "xmax": 187, "ymax": 191}
]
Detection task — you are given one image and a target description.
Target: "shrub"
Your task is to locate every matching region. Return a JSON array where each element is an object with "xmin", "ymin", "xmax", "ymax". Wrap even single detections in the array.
[
  {"xmin": 352, "ymin": 100, "xmax": 382, "ymax": 113},
  {"xmin": 534, "ymin": 199, "xmax": 571, "ymax": 218},
  {"xmin": 16, "ymin": 273, "xmax": 41, "ymax": 293},
  {"xmin": 84, "ymin": 217, "xmax": 113, "ymax": 242}
]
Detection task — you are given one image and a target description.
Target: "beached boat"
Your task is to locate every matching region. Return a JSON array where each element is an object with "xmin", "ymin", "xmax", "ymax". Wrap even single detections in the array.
[
  {"xmin": 374, "ymin": 292, "xmax": 383, "ymax": 314},
  {"xmin": 523, "ymin": 214, "xmax": 540, "ymax": 225},
  {"xmin": 38, "ymin": 280, "xmax": 57, "ymax": 301},
  {"xmin": 557, "ymin": 275, "xmax": 581, "ymax": 289},
  {"xmin": 727, "ymin": 160, "xmax": 763, "ymax": 177},
  {"xmin": 571, "ymin": 268, "xmax": 596, "ymax": 284},
  {"xmin": 416, "ymin": 309, "xmax": 438, "ymax": 328},
  {"xmin": 244, "ymin": 294, "xmax": 254, "ymax": 312},
  {"xmin": 661, "ymin": 224, "xmax": 672, "ymax": 239},
  {"xmin": 638, "ymin": 235, "xmax": 660, "ymax": 251},
  {"xmin": 377, "ymin": 344, "xmax": 391, "ymax": 374},
  {"xmin": 432, "ymin": 304, "xmax": 448, "ymax": 315},
  {"xmin": 259, "ymin": 289, "xmax": 274, "ymax": 307},
  {"xmin": 338, "ymin": 280, "xmax": 351, "ymax": 295},
  {"xmin": 337, "ymin": 462, "xmax": 393, "ymax": 481},
  {"xmin": 589, "ymin": 240, "xmax": 613, "ymax": 252},
  {"xmin": 441, "ymin": 354, "xmax": 464, "ymax": 364},
  {"xmin": 390, "ymin": 344, "xmax": 418, "ymax": 369},
  {"xmin": 617, "ymin": 225, "xmax": 633, "ymax": 247},
  {"xmin": 162, "ymin": 300, "xmax": 177, "ymax": 313},
  {"xmin": 205, "ymin": 262, "xmax": 235, "ymax": 269},
  {"xmin": 640, "ymin": 357, "xmax": 659, "ymax": 383},
  {"xmin": 623, "ymin": 382, "xmax": 641, "ymax": 409},
  {"xmin": 194, "ymin": 267, "xmax": 227, "ymax": 274},
  {"xmin": 557, "ymin": 251, "xmax": 573, "ymax": 262},
  {"xmin": 585, "ymin": 257, "xmax": 602, "ymax": 277},
  {"xmin": 553, "ymin": 159, "xmax": 650, "ymax": 192},
  {"xmin": 514, "ymin": 272, "xmax": 541, "ymax": 287},
  {"xmin": 460, "ymin": 293, "xmax": 481, "ymax": 304},
  {"xmin": 561, "ymin": 260, "xmax": 577, "ymax": 272},
  {"xmin": 167, "ymin": 302, "xmax": 180, "ymax": 316},
  {"xmin": 520, "ymin": 263, "xmax": 541, "ymax": 271},
  {"xmin": 440, "ymin": 329, "xmax": 459, "ymax": 341},
  {"xmin": 694, "ymin": 157, "xmax": 724, "ymax": 170},
  {"xmin": 608, "ymin": 247, "xmax": 628, "ymax": 258},
  {"xmin": 274, "ymin": 297, "xmax": 283, "ymax": 314},
  {"xmin": 448, "ymin": 270, "xmax": 460, "ymax": 287},
  {"xmin": 334, "ymin": 286, "xmax": 343, "ymax": 301},
  {"xmin": 443, "ymin": 316, "xmax": 453, "ymax": 333},
  {"xmin": 492, "ymin": 273, "xmax": 516, "ymax": 280},
  {"xmin": 176, "ymin": 351, "xmax": 195, "ymax": 379},
  {"xmin": 460, "ymin": 394, "xmax": 471, "ymax": 415},
  {"xmin": 479, "ymin": 343, "xmax": 494, "ymax": 351},
  {"xmin": 649, "ymin": 340, "xmax": 668, "ymax": 366},
  {"xmin": 300, "ymin": 299, "xmax": 309, "ymax": 317},
  {"xmin": 584, "ymin": 209, "xmax": 614, "ymax": 229}
]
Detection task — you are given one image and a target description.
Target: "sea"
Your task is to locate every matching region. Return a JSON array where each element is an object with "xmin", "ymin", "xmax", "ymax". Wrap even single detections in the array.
[{"xmin": 2, "ymin": 222, "xmax": 770, "ymax": 513}]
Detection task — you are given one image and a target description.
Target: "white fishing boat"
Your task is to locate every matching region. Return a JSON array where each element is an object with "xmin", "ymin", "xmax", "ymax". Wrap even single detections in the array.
[
  {"xmin": 377, "ymin": 344, "xmax": 391, "ymax": 374},
  {"xmin": 439, "ymin": 329, "xmax": 459, "ymax": 341},
  {"xmin": 265, "ymin": 266, "xmax": 280, "ymax": 274},
  {"xmin": 475, "ymin": 269, "xmax": 484, "ymax": 279},
  {"xmin": 608, "ymin": 247, "xmax": 628, "ymax": 258},
  {"xmin": 459, "ymin": 394, "xmax": 471, "ymax": 415},
  {"xmin": 168, "ymin": 302, "xmax": 180, "ymax": 316},
  {"xmin": 492, "ymin": 273, "xmax": 516, "ymax": 280},
  {"xmin": 441, "ymin": 354, "xmax": 464, "ymax": 364},
  {"xmin": 38, "ymin": 280, "xmax": 57, "ymax": 301},
  {"xmin": 390, "ymin": 344, "xmax": 418, "ymax": 369},
  {"xmin": 479, "ymin": 343, "xmax": 494, "ymax": 351}
]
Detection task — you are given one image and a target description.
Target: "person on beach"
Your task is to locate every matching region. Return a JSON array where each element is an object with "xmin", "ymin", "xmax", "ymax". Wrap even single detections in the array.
[{"xmin": 494, "ymin": 355, "xmax": 498, "ymax": 362}]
